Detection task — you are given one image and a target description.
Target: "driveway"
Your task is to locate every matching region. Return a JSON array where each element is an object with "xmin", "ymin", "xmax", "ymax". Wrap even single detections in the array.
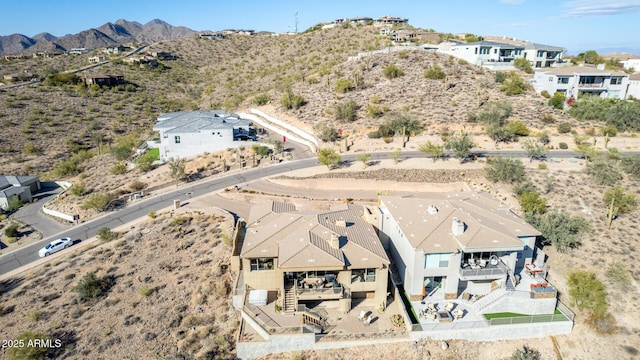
[{"xmin": 12, "ymin": 186, "xmax": 70, "ymax": 238}]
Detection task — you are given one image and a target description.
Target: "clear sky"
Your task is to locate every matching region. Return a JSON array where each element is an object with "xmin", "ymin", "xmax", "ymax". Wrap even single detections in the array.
[{"xmin": 1, "ymin": 0, "xmax": 639, "ymax": 54}]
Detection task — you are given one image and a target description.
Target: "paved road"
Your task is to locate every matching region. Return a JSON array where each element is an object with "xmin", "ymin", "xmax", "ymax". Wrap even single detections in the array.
[
  {"xmin": 11, "ymin": 186, "xmax": 69, "ymax": 238},
  {"xmin": 0, "ymin": 149, "xmax": 631, "ymax": 276}
]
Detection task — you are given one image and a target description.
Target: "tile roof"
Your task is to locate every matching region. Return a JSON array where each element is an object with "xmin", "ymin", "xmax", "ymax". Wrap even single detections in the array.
[
  {"xmin": 241, "ymin": 201, "xmax": 389, "ymax": 269},
  {"xmin": 381, "ymin": 192, "xmax": 539, "ymax": 254}
]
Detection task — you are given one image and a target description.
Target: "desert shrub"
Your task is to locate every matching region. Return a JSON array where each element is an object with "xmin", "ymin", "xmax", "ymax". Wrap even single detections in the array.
[
  {"xmin": 81, "ymin": 193, "xmax": 110, "ymax": 211},
  {"xmin": 605, "ymin": 100, "xmax": 640, "ymax": 131},
  {"xmin": 606, "ymin": 262, "xmax": 631, "ymax": 289},
  {"xmin": 25, "ymin": 310, "xmax": 43, "ymax": 321},
  {"xmin": 390, "ymin": 314, "xmax": 405, "ymax": 327},
  {"xmin": 317, "ymin": 148, "xmax": 341, "ymax": 169},
  {"xmin": 334, "ymin": 78, "xmax": 354, "ymax": 93},
  {"xmin": 548, "ymin": 92, "xmax": 566, "ymax": 110},
  {"xmin": 70, "ymin": 184, "xmax": 87, "ymax": 196},
  {"xmin": 540, "ymin": 90, "xmax": 550, "ymax": 99},
  {"xmin": 138, "ymin": 285, "xmax": 153, "ymax": 297},
  {"xmin": 513, "ymin": 58, "xmax": 533, "ymax": 74},
  {"xmin": 315, "ymin": 122, "xmax": 339, "ymax": 142},
  {"xmin": 366, "ymin": 104, "xmax": 387, "ymax": 118},
  {"xmin": 513, "ymin": 181, "xmax": 538, "ymax": 197},
  {"xmin": 388, "ymin": 114, "xmax": 422, "ymax": 135},
  {"xmin": 251, "ymin": 145, "xmax": 271, "ymax": 157},
  {"xmin": 600, "ymin": 124, "xmax": 617, "ymax": 136},
  {"xmin": 97, "ymin": 227, "xmax": 117, "ymax": 242},
  {"xmin": 540, "ymin": 113, "xmax": 556, "ymax": 124},
  {"xmin": 518, "ymin": 192, "xmax": 547, "ymax": 214},
  {"xmin": 444, "ymin": 133, "xmax": 475, "ymax": 163},
  {"xmin": 44, "ymin": 72, "xmax": 78, "ymax": 86},
  {"xmin": 568, "ymin": 95, "xmax": 611, "ymax": 122},
  {"xmin": 423, "ymin": 65, "xmax": 445, "ymax": 79},
  {"xmin": 557, "ymin": 122, "xmax": 572, "ymax": 134},
  {"xmin": 558, "ymin": 142, "xmax": 568, "ymax": 149},
  {"xmin": 621, "ymin": 155, "xmax": 640, "ymax": 178},
  {"xmin": 382, "ymin": 64, "xmax": 404, "ymax": 79},
  {"xmin": 506, "ymin": 120, "xmax": 530, "ymax": 136},
  {"xmin": 280, "ymin": 92, "xmax": 306, "ymax": 110},
  {"xmin": 74, "ymin": 272, "xmax": 113, "ymax": 303},
  {"xmin": 484, "ymin": 157, "xmax": 525, "ymax": 183},
  {"xmin": 4, "ymin": 223, "xmax": 19, "ymax": 238},
  {"xmin": 135, "ymin": 152, "xmax": 155, "ymax": 172},
  {"xmin": 525, "ymin": 210, "xmax": 589, "ymax": 252},
  {"xmin": 494, "ymin": 71, "xmax": 507, "ymax": 84},
  {"xmin": 586, "ymin": 157, "xmax": 622, "ymax": 185},
  {"xmin": 110, "ymin": 162, "xmax": 127, "ymax": 175},
  {"xmin": 568, "ymin": 270, "xmax": 607, "ymax": 317},
  {"xmin": 510, "ymin": 346, "xmax": 541, "ymax": 360},
  {"xmin": 603, "ymin": 186, "xmax": 637, "ymax": 214},
  {"xmin": 5, "ymin": 196, "xmax": 23, "ymax": 212},
  {"xmin": 126, "ymin": 180, "xmax": 145, "ymax": 192},
  {"xmin": 500, "ymin": 73, "xmax": 528, "ymax": 95},
  {"xmin": 23, "ymin": 143, "xmax": 42, "ymax": 156},
  {"xmin": 5, "ymin": 331, "xmax": 51, "ymax": 360},
  {"xmin": 54, "ymin": 158, "xmax": 81, "ymax": 177},
  {"xmin": 537, "ymin": 130, "xmax": 550, "ymax": 145},
  {"xmin": 253, "ymin": 93, "xmax": 269, "ymax": 105},
  {"xmin": 538, "ymin": 162, "xmax": 548, "ymax": 170},
  {"xmin": 334, "ymin": 100, "xmax": 358, "ymax": 122}
]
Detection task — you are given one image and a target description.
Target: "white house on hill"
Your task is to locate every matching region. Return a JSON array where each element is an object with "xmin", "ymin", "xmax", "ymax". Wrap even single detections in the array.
[
  {"xmin": 153, "ymin": 110, "xmax": 254, "ymax": 161},
  {"xmin": 533, "ymin": 65, "xmax": 630, "ymax": 100}
]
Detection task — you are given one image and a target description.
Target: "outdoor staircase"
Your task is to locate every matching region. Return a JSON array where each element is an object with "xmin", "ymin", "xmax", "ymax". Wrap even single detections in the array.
[
  {"xmin": 283, "ymin": 283, "xmax": 297, "ymax": 314},
  {"xmin": 471, "ymin": 288, "xmax": 508, "ymax": 313}
]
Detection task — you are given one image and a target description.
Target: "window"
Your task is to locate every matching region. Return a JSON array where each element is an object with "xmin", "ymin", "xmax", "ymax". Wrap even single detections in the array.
[
  {"xmin": 174, "ymin": 136, "xmax": 181, "ymax": 144},
  {"xmin": 611, "ymin": 77, "xmax": 623, "ymax": 85},
  {"xmin": 474, "ymin": 48, "xmax": 478, "ymax": 54},
  {"xmin": 352, "ymin": 268, "xmax": 376, "ymax": 283},
  {"xmin": 515, "ymin": 49, "xmax": 522, "ymax": 55},
  {"xmin": 425, "ymin": 253, "xmax": 449, "ymax": 268},
  {"xmin": 549, "ymin": 77, "xmax": 553, "ymax": 82},
  {"xmin": 250, "ymin": 258, "xmax": 274, "ymax": 271},
  {"xmin": 557, "ymin": 77, "xmax": 569, "ymax": 84},
  {"xmin": 537, "ymin": 50, "xmax": 545, "ymax": 57}
]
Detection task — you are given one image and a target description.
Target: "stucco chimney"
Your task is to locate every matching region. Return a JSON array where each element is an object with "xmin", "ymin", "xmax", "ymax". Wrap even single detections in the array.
[
  {"xmin": 330, "ymin": 233, "xmax": 340, "ymax": 249},
  {"xmin": 452, "ymin": 218, "xmax": 465, "ymax": 236},
  {"xmin": 335, "ymin": 219, "xmax": 347, "ymax": 227}
]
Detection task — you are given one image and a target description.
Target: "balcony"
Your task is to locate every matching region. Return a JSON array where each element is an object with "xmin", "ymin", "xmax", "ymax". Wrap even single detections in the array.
[
  {"xmin": 296, "ymin": 285, "xmax": 344, "ymax": 300},
  {"xmin": 578, "ymin": 82, "xmax": 604, "ymax": 88},
  {"xmin": 459, "ymin": 259, "xmax": 508, "ymax": 281}
]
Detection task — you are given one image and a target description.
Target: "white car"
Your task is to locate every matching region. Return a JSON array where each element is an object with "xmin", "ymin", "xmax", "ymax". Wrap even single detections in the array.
[{"xmin": 38, "ymin": 237, "xmax": 72, "ymax": 257}]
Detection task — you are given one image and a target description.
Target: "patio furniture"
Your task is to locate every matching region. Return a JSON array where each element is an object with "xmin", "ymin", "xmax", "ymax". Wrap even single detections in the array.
[
  {"xmin": 462, "ymin": 292, "xmax": 472, "ymax": 301},
  {"xmin": 424, "ymin": 312, "xmax": 437, "ymax": 320},
  {"xmin": 358, "ymin": 310, "xmax": 366, "ymax": 321},
  {"xmin": 419, "ymin": 309, "xmax": 426, "ymax": 318},
  {"xmin": 478, "ymin": 259, "xmax": 487, "ymax": 268},
  {"xmin": 364, "ymin": 315, "xmax": 372, "ymax": 326},
  {"xmin": 427, "ymin": 303, "xmax": 437, "ymax": 313},
  {"xmin": 453, "ymin": 309, "xmax": 464, "ymax": 319},
  {"xmin": 444, "ymin": 302, "xmax": 455, "ymax": 312}
]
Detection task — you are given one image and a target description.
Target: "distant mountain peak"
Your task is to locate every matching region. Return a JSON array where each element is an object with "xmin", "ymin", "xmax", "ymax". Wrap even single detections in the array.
[{"xmin": 145, "ymin": 19, "xmax": 170, "ymax": 26}]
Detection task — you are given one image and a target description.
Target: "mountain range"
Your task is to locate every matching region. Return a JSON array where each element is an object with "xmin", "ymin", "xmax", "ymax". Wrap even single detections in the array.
[{"xmin": 0, "ymin": 19, "xmax": 196, "ymax": 56}]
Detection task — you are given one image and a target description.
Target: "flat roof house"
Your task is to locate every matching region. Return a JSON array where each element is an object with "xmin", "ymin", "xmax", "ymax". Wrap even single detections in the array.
[
  {"xmin": 237, "ymin": 201, "xmax": 390, "ymax": 314},
  {"xmin": 533, "ymin": 65, "xmax": 630, "ymax": 100},
  {"xmin": 152, "ymin": 110, "xmax": 254, "ymax": 160},
  {"xmin": 627, "ymin": 73, "xmax": 640, "ymax": 100},
  {"xmin": 378, "ymin": 193, "xmax": 556, "ymax": 310},
  {"xmin": 443, "ymin": 40, "xmax": 565, "ymax": 70}
]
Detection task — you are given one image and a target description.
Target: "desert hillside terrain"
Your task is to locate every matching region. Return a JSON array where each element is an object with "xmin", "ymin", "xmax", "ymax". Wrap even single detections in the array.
[{"xmin": 1, "ymin": 22, "xmax": 640, "ymax": 360}]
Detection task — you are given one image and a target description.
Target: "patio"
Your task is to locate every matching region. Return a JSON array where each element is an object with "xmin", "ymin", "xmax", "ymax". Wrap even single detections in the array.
[{"xmin": 240, "ymin": 292, "xmax": 411, "ymax": 341}]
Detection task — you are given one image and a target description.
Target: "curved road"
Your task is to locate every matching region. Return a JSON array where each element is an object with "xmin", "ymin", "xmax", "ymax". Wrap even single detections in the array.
[{"xmin": 0, "ymin": 149, "xmax": 625, "ymax": 275}]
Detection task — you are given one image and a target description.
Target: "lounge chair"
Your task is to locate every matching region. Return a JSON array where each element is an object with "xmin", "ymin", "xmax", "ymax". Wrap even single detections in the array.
[
  {"xmin": 445, "ymin": 302, "xmax": 455, "ymax": 312},
  {"xmin": 453, "ymin": 309, "xmax": 464, "ymax": 319},
  {"xmin": 427, "ymin": 303, "xmax": 437, "ymax": 313},
  {"xmin": 358, "ymin": 310, "xmax": 366, "ymax": 321},
  {"xmin": 364, "ymin": 315, "xmax": 372, "ymax": 326},
  {"xmin": 419, "ymin": 309, "xmax": 426, "ymax": 318},
  {"xmin": 424, "ymin": 312, "xmax": 437, "ymax": 320}
]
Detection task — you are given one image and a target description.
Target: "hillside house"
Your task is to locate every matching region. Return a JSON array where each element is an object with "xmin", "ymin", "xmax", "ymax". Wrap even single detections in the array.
[
  {"xmin": 152, "ymin": 110, "xmax": 255, "ymax": 160},
  {"xmin": 103, "ymin": 45, "xmax": 128, "ymax": 54},
  {"xmin": 151, "ymin": 51, "xmax": 175, "ymax": 60},
  {"xmin": 374, "ymin": 15, "xmax": 409, "ymax": 25},
  {"xmin": 441, "ymin": 39, "xmax": 565, "ymax": 70},
  {"xmin": 533, "ymin": 65, "xmax": 630, "ymax": 100},
  {"xmin": 236, "ymin": 201, "xmax": 390, "ymax": 314},
  {"xmin": 621, "ymin": 58, "xmax": 640, "ymax": 72},
  {"xmin": 82, "ymin": 74, "xmax": 124, "ymax": 87},
  {"xmin": 0, "ymin": 176, "xmax": 40, "ymax": 210},
  {"xmin": 379, "ymin": 193, "xmax": 546, "ymax": 301},
  {"xmin": 88, "ymin": 56, "xmax": 105, "ymax": 63},
  {"xmin": 627, "ymin": 73, "xmax": 640, "ymax": 100}
]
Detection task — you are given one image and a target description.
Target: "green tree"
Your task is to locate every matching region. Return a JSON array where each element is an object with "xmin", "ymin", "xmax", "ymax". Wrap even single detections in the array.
[
  {"xmin": 518, "ymin": 192, "xmax": 547, "ymax": 214},
  {"xmin": 484, "ymin": 157, "xmax": 525, "ymax": 183},
  {"xmin": 273, "ymin": 140, "xmax": 284, "ymax": 154},
  {"xmin": 356, "ymin": 153, "xmax": 371, "ymax": 168},
  {"xmin": 317, "ymin": 148, "xmax": 341, "ymax": 169},
  {"xmin": 506, "ymin": 120, "xmax": 530, "ymax": 136},
  {"xmin": 5, "ymin": 196, "xmax": 23, "ymax": 212},
  {"xmin": 334, "ymin": 100, "xmax": 358, "ymax": 122},
  {"xmin": 251, "ymin": 145, "xmax": 272, "ymax": 157},
  {"xmin": 4, "ymin": 223, "xmax": 19, "ymax": 237},
  {"xmin": 513, "ymin": 58, "xmax": 533, "ymax": 73},
  {"xmin": 5, "ymin": 331, "xmax": 51, "ymax": 360},
  {"xmin": 522, "ymin": 139, "xmax": 547, "ymax": 162},
  {"xmin": 168, "ymin": 157, "xmax": 186, "ymax": 187},
  {"xmin": 444, "ymin": 133, "xmax": 475, "ymax": 163},
  {"xmin": 568, "ymin": 95, "xmax": 611, "ymax": 122},
  {"xmin": 494, "ymin": 71, "xmax": 507, "ymax": 84},
  {"xmin": 280, "ymin": 91, "xmax": 306, "ymax": 110},
  {"xmin": 418, "ymin": 141, "xmax": 444, "ymax": 162},
  {"xmin": 334, "ymin": 78, "xmax": 354, "ymax": 93},
  {"xmin": 567, "ymin": 270, "xmax": 607, "ymax": 316},
  {"xmin": 382, "ymin": 64, "xmax": 404, "ymax": 79},
  {"xmin": 525, "ymin": 210, "xmax": 590, "ymax": 252},
  {"xmin": 253, "ymin": 93, "xmax": 269, "ymax": 105},
  {"xmin": 110, "ymin": 162, "xmax": 127, "ymax": 175},
  {"xmin": 580, "ymin": 50, "xmax": 601, "ymax": 64}
]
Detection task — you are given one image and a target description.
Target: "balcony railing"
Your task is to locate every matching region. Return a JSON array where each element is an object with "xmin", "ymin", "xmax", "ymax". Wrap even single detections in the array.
[
  {"xmin": 296, "ymin": 285, "xmax": 344, "ymax": 299},
  {"xmin": 578, "ymin": 82, "xmax": 604, "ymax": 88},
  {"xmin": 459, "ymin": 264, "xmax": 507, "ymax": 280}
]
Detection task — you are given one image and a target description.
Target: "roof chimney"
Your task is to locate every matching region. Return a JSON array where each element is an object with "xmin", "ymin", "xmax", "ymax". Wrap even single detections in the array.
[
  {"xmin": 452, "ymin": 218, "xmax": 465, "ymax": 236},
  {"xmin": 427, "ymin": 205, "xmax": 438, "ymax": 215},
  {"xmin": 330, "ymin": 233, "xmax": 340, "ymax": 249}
]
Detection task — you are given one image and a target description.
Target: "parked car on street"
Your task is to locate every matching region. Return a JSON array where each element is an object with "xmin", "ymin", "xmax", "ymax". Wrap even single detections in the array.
[{"xmin": 38, "ymin": 237, "xmax": 72, "ymax": 257}]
